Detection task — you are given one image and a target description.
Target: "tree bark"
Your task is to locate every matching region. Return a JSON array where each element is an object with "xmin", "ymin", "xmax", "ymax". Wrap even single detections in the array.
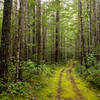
[
  {"xmin": 36, "ymin": 0, "xmax": 41, "ymax": 65},
  {"xmin": 79, "ymin": 0, "xmax": 87, "ymax": 66},
  {"xmin": 18, "ymin": 0, "xmax": 25, "ymax": 81},
  {"xmin": 32, "ymin": 0, "xmax": 36, "ymax": 61},
  {"xmin": 55, "ymin": 0, "xmax": 60, "ymax": 62},
  {"xmin": 0, "ymin": 0, "xmax": 12, "ymax": 80}
]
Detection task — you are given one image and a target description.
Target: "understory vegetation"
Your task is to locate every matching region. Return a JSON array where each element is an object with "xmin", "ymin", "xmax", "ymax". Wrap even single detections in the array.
[
  {"xmin": 75, "ymin": 54, "xmax": 100, "ymax": 88},
  {"xmin": 0, "ymin": 61, "xmax": 57, "ymax": 100}
]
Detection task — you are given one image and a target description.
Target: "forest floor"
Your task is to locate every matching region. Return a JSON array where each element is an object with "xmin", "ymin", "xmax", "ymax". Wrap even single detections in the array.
[
  {"xmin": 37, "ymin": 63, "xmax": 100, "ymax": 100},
  {"xmin": 0, "ymin": 62, "xmax": 100, "ymax": 100}
]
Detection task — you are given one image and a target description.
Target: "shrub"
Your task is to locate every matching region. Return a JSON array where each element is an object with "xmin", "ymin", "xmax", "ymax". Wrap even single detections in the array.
[
  {"xmin": 75, "ymin": 55, "xmax": 100, "ymax": 87},
  {"xmin": 75, "ymin": 63, "xmax": 86, "ymax": 76},
  {"xmin": 87, "ymin": 54, "xmax": 97, "ymax": 67},
  {"xmin": 7, "ymin": 81, "xmax": 25, "ymax": 95}
]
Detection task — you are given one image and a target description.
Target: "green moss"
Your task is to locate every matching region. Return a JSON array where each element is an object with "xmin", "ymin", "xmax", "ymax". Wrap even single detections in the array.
[
  {"xmin": 0, "ymin": 64, "xmax": 100, "ymax": 100},
  {"xmin": 72, "ymin": 69, "xmax": 100, "ymax": 100},
  {"xmin": 0, "ymin": 95, "xmax": 27, "ymax": 100},
  {"xmin": 36, "ymin": 68, "xmax": 62, "ymax": 100},
  {"xmin": 61, "ymin": 70, "xmax": 75, "ymax": 99}
]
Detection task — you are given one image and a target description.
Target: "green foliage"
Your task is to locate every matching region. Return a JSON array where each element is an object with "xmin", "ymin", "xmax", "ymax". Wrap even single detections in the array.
[
  {"xmin": 8, "ymin": 62, "xmax": 16, "ymax": 81},
  {"xmin": 1, "ymin": 61, "xmax": 57, "ymax": 100},
  {"xmin": 75, "ymin": 57, "xmax": 100, "ymax": 87},
  {"xmin": 7, "ymin": 82, "xmax": 25, "ymax": 95},
  {"xmin": 0, "ymin": 78, "xmax": 7, "ymax": 93},
  {"xmin": 87, "ymin": 54, "xmax": 97, "ymax": 67},
  {"xmin": 86, "ymin": 68, "xmax": 100, "ymax": 86},
  {"xmin": 22, "ymin": 60, "xmax": 50, "ymax": 81},
  {"xmin": 75, "ymin": 63, "xmax": 86, "ymax": 76}
]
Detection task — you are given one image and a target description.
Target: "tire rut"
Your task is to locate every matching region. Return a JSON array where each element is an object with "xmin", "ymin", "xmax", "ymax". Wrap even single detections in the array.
[
  {"xmin": 68, "ymin": 68, "xmax": 87, "ymax": 100},
  {"xmin": 56, "ymin": 69, "xmax": 65, "ymax": 100},
  {"xmin": 56, "ymin": 69, "xmax": 73, "ymax": 100}
]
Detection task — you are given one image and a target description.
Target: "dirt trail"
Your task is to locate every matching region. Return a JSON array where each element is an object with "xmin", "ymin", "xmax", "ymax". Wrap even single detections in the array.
[
  {"xmin": 56, "ymin": 69, "xmax": 65, "ymax": 100},
  {"xmin": 56, "ymin": 68, "xmax": 87, "ymax": 100},
  {"xmin": 56, "ymin": 69, "xmax": 73, "ymax": 100},
  {"xmin": 68, "ymin": 68, "xmax": 87, "ymax": 100}
]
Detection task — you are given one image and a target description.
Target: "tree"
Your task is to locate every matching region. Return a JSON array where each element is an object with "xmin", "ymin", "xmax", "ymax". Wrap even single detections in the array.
[
  {"xmin": 78, "ymin": 0, "xmax": 87, "ymax": 66},
  {"xmin": 36, "ymin": 0, "xmax": 41, "ymax": 64},
  {"xmin": 18, "ymin": 0, "xmax": 25, "ymax": 81},
  {"xmin": 55, "ymin": 0, "xmax": 60, "ymax": 62},
  {"xmin": 32, "ymin": 0, "xmax": 36, "ymax": 61},
  {"xmin": 0, "ymin": 0, "xmax": 12, "ymax": 81}
]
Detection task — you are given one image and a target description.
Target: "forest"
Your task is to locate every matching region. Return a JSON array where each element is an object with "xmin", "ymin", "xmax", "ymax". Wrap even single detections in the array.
[{"xmin": 0, "ymin": 0, "xmax": 100, "ymax": 100}]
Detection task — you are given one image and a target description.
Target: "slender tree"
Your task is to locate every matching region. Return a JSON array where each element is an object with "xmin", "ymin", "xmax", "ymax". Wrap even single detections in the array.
[
  {"xmin": 55, "ymin": 0, "xmax": 60, "ymax": 62},
  {"xmin": 86, "ymin": 0, "xmax": 90, "ymax": 54},
  {"xmin": 32, "ymin": 0, "xmax": 37, "ymax": 61},
  {"xmin": 36, "ymin": 0, "xmax": 41, "ymax": 64},
  {"xmin": 79, "ymin": 0, "xmax": 87, "ymax": 66}
]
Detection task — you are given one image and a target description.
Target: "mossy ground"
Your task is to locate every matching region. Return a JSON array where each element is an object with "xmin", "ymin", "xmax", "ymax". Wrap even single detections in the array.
[
  {"xmin": 36, "ymin": 67, "xmax": 63, "ymax": 100},
  {"xmin": 72, "ymin": 68, "xmax": 100, "ymax": 100},
  {"xmin": 0, "ymin": 64, "xmax": 100, "ymax": 100},
  {"xmin": 37, "ymin": 64, "xmax": 100, "ymax": 100}
]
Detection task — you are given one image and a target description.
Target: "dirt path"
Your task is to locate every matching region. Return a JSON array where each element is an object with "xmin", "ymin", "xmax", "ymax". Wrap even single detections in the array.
[
  {"xmin": 56, "ymin": 68, "xmax": 87, "ymax": 100},
  {"xmin": 56, "ymin": 69, "xmax": 73, "ymax": 100},
  {"xmin": 37, "ymin": 64, "xmax": 99, "ymax": 100},
  {"xmin": 68, "ymin": 68, "xmax": 87, "ymax": 100},
  {"xmin": 56, "ymin": 69, "xmax": 65, "ymax": 100}
]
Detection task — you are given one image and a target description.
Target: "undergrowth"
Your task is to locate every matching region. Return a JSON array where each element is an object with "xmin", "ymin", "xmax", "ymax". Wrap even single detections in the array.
[
  {"xmin": 75, "ymin": 54, "xmax": 100, "ymax": 88},
  {"xmin": 0, "ymin": 60, "xmax": 57, "ymax": 100}
]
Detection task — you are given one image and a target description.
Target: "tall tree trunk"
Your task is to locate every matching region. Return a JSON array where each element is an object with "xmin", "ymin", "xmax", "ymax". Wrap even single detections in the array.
[
  {"xmin": 42, "ymin": 25, "xmax": 46, "ymax": 61},
  {"xmin": 96, "ymin": 0, "xmax": 100, "ymax": 60},
  {"xmin": 99, "ymin": 2, "xmax": 100, "ymax": 44},
  {"xmin": 24, "ymin": 0, "xmax": 28, "ymax": 61},
  {"xmin": 93, "ymin": 0, "xmax": 96, "ymax": 48},
  {"xmin": 55, "ymin": 0, "xmax": 60, "ymax": 62},
  {"xmin": 89, "ymin": 0, "xmax": 92, "ymax": 50},
  {"xmin": 13, "ymin": 0, "xmax": 19, "ymax": 82},
  {"xmin": 18, "ymin": 0, "xmax": 25, "ymax": 81},
  {"xmin": 28, "ymin": 0, "xmax": 31, "ymax": 59},
  {"xmin": 79, "ymin": 0, "xmax": 87, "ymax": 66},
  {"xmin": 36, "ymin": 0, "xmax": 41, "ymax": 65},
  {"xmin": 42, "ymin": 7, "xmax": 46, "ymax": 61},
  {"xmin": 78, "ymin": 0, "xmax": 82, "ymax": 62},
  {"xmin": 86, "ymin": 0, "xmax": 90, "ymax": 54},
  {"xmin": 0, "ymin": 0, "xmax": 12, "ymax": 81},
  {"xmin": 32, "ymin": 0, "xmax": 36, "ymax": 61}
]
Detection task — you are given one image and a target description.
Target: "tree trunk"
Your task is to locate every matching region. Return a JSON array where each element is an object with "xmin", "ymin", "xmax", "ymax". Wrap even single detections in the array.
[
  {"xmin": 13, "ymin": 0, "xmax": 19, "ymax": 82},
  {"xmin": 55, "ymin": 0, "xmax": 60, "ymax": 63},
  {"xmin": 79, "ymin": 0, "xmax": 87, "ymax": 66},
  {"xmin": 92, "ymin": 0, "xmax": 96, "ymax": 48},
  {"xmin": 0, "ymin": 0, "xmax": 12, "ymax": 81},
  {"xmin": 32, "ymin": 0, "xmax": 36, "ymax": 61},
  {"xmin": 36, "ymin": 0, "xmax": 41, "ymax": 65},
  {"xmin": 86, "ymin": 0, "xmax": 90, "ymax": 54},
  {"xmin": 18, "ymin": 0, "xmax": 25, "ymax": 81}
]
